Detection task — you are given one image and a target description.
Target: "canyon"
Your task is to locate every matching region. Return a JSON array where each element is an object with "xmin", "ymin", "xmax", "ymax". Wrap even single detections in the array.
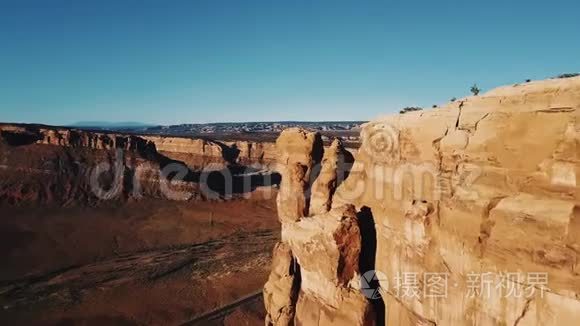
[
  {"xmin": 0, "ymin": 124, "xmax": 280, "ymax": 205},
  {"xmin": 0, "ymin": 124, "xmax": 282, "ymax": 325},
  {"xmin": 1, "ymin": 76, "xmax": 580, "ymax": 325}
]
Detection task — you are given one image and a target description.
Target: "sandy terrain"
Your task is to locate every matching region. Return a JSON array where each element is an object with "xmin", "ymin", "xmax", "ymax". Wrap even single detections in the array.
[{"xmin": 0, "ymin": 197, "xmax": 278, "ymax": 325}]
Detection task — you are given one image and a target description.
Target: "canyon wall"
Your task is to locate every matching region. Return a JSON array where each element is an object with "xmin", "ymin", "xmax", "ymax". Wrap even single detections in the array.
[
  {"xmin": 0, "ymin": 126, "xmax": 198, "ymax": 205},
  {"xmin": 1, "ymin": 125, "xmax": 157, "ymax": 152},
  {"xmin": 265, "ymin": 77, "xmax": 580, "ymax": 325},
  {"xmin": 0, "ymin": 125, "xmax": 277, "ymax": 169},
  {"xmin": 0, "ymin": 126, "xmax": 279, "ymax": 205},
  {"xmin": 142, "ymin": 135, "xmax": 277, "ymax": 169}
]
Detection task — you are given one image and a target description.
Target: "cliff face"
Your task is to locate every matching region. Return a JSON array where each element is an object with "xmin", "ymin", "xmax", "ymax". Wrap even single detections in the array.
[
  {"xmin": 0, "ymin": 125, "xmax": 157, "ymax": 152},
  {"xmin": 265, "ymin": 77, "xmax": 580, "ymax": 325},
  {"xmin": 0, "ymin": 126, "xmax": 196, "ymax": 205},
  {"xmin": 0, "ymin": 126, "xmax": 279, "ymax": 205},
  {"xmin": 142, "ymin": 135, "xmax": 277, "ymax": 169},
  {"xmin": 0, "ymin": 125, "xmax": 277, "ymax": 168}
]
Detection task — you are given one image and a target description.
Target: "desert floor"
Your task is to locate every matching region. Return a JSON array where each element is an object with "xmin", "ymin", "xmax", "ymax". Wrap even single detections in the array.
[{"xmin": 0, "ymin": 197, "xmax": 278, "ymax": 325}]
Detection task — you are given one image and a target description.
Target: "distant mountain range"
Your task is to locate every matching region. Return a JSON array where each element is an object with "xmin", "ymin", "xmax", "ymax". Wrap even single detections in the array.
[
  {"xmin": 65, "ymin": 121, "xmax": 365, "ymax": 143},
  {"xmin": 69, "ymin": 121, "xmax": 158, "ymax": 129},
  {"xmin": 69, "ymin": 121, "xmax": 365, "ymax": 133}
]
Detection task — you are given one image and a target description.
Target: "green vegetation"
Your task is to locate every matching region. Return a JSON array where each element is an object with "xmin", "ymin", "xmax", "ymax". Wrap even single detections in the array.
[
  {"xmin": 554, "ymin": 73, "xmax": 580, "ymax": 79},
  {"xmin": 399, "ymin": 107, "xmax": 423, "ymax": 114}
]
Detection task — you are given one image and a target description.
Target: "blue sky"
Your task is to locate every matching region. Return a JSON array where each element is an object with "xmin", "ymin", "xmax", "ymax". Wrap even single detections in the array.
[{"xmin": 1, "ymin": 0, "xmax": 578, "ymax": 125}]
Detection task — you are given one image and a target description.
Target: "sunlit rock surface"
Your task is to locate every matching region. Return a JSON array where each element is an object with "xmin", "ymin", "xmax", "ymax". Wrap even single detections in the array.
[{"xmin": 266, "ymin": 76, "xmax": 580, "ymax": 325}]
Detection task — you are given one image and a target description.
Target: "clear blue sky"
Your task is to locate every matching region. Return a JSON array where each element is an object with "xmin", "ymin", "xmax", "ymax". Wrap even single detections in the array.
[{"xmin": 1, "ymin": 0, "xmax": 578, "ymax": 125}]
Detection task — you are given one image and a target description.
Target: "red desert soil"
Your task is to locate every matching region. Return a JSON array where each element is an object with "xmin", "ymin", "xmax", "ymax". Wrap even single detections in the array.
[{"xmin": 0, "ymin": 197, "xmax": 279, "ymax": 325}]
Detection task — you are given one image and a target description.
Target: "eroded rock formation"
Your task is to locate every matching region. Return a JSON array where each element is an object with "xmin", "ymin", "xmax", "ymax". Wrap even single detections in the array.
[
  {"xmin": 309, "ymin": 138, "xmax": 354, "ymax": 215},
  {"xmin": 265, "ymin": 128, "xmax": 372, "ymax": 325},
  {"xmin": 263, "ymin": 242, "xmax": 300, "ymax": 326},
  {"xmin": 0, "ymin": 125, "xmax": 280, "ymax": 205},
  {"xmin": 284, "ymin": 205, "xmax": 375, "ymax": 326},
  {"xmin": 266, "ymin": 76, "xmax": 580, "ymax": 325},
  {"xmin": 275, "ymin": 128, "xmax": 324, "ymax": 222}
]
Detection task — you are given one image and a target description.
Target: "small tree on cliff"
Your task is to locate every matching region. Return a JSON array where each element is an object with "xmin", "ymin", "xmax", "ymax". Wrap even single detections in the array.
[
  {"xmin": 470, "ymin": 84, "xmax": 480, "ymax": 96},
  {"xmin": 399, "ymin": 106, "xmax": 423, "ymax": 114},
  {"xmin": 554, "ymin": 73, "xmax": 580, "ymax": 79}
]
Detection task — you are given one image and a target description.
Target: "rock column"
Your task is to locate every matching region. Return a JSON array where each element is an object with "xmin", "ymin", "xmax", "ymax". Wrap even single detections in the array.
[{"xmin": 265, "ymin": 128, "xmax": 374, "ymax": 326}]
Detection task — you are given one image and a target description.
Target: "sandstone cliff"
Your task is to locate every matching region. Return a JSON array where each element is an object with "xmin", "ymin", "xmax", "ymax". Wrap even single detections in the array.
[
  {"xmin": 265, "ymin": 76, "xmax": 580, "ymax": 325},
  {"xmin": 0, "ymin": 125, "xmax": 279, "ymax": 205},
  {"xmin": 0, "ymin": 125, "xmax": 277, "ymax": 168},
  {"xmin": 142, "ymin": 135, "xmax": 277, "ymax": 169},
  {"xmin": 0, "ymin": 125, "xmax": 195, "ymax": 205}
]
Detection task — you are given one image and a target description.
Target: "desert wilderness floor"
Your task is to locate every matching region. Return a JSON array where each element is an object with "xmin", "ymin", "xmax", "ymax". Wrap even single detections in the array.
[{"xmin": 0, "ymin": 198, "xmax": 278, "ymax": 325}]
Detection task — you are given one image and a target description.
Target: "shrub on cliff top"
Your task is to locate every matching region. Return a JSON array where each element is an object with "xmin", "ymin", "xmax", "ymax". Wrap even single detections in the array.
[
  {"xmin": 554, "ymin": 73, "xmax": 580, "ymax": 79},
  {"xmin": 399, "ymin": 107, "xmax": 423, "ymax": 114}
]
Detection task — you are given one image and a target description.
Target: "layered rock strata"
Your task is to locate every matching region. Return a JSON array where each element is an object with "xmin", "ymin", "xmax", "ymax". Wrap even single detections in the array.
[
  {"xmin": 265, "ymin": 128, "xmax": 373, "ymax": 325},
  {"xmin": 0, "ymin": 127, "xmax": 198, "ymax": 205},
  {"xmin": 0, "ymin": 125, "xmax": 279, "ymax": 205},
  {"xmin": 143, "ymin": 135, "xmax": 277, "ymax": 169},
  {"xmin": 266, "ymin": 76, "xmax": 580, "ymax": 325}
]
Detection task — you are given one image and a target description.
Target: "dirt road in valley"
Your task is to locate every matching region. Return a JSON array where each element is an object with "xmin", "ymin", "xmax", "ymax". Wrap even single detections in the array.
[
  {"xmin": 0, "ymin": 230, "xmax": 276, "ymax": 308},
  {"xmin": 0, "ymin": 199, "xmax": 278, "ymax": 325}
]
